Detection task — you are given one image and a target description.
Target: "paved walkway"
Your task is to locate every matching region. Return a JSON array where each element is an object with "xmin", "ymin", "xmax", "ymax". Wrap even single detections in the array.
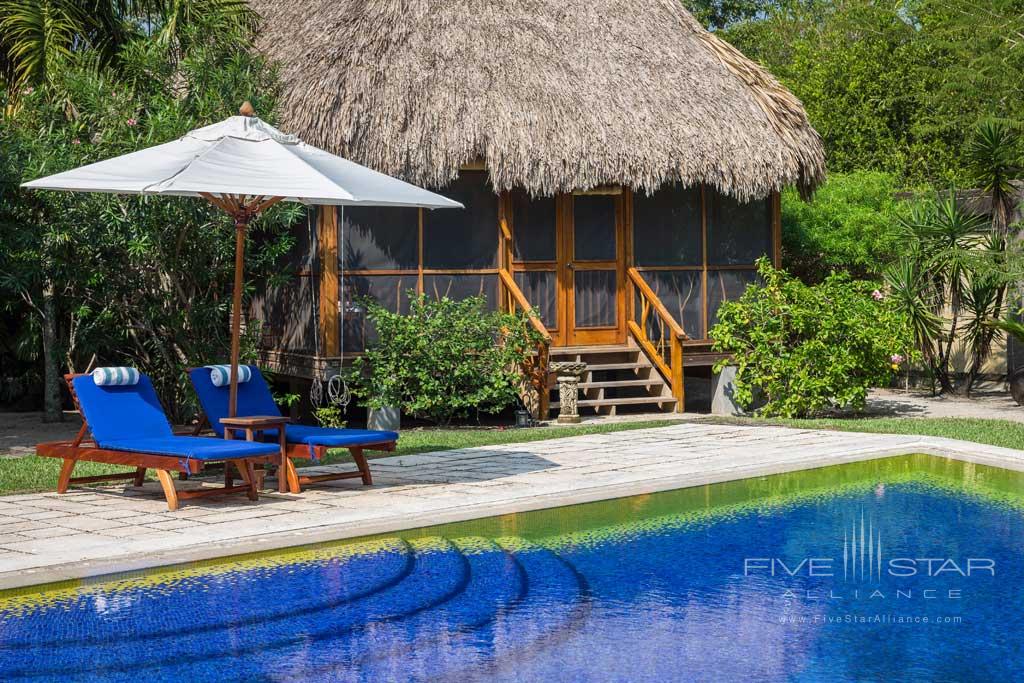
[{"xmin": 2, "ymin": 422, "xmax": 1023, "ymax": 590}]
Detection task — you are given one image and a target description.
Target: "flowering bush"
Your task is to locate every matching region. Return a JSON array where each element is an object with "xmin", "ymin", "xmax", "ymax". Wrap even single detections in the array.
[{"xmin": 710, "ymin": 258, "xmax": 916, "ymax": 418}]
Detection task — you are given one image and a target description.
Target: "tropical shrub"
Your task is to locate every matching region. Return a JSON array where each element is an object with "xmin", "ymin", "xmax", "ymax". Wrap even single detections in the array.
[
  {"xmin": 885, "ymin": 119, "xmax": 1024, "ymax": 397},
  {"xmin": 781, "ymin": 171, "xmax": 906, "ymax": 283},
  {"xmin": 347, "ymin": 295, "xmax": 544, "ymax": 425},
  {"xmin": 710, "ymin": 259, "xmax": 915, "ymax": 418},
  {"xmin": 0, "ymin": 20, "xmax": 298, "ymax": 422}
]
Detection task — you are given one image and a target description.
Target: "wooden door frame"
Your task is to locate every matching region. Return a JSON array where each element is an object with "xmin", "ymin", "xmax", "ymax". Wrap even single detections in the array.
[
  {"xmin": 505, "ymin": 193, "xmax": 567, "ymax": 346},
  {"xmin": 558, "ymin": 192, "xmax": 627, "ymax": 346}
]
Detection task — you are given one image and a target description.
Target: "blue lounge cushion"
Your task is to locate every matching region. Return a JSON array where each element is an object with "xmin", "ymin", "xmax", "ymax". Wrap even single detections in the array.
[
  {"xmin": 284, "ymin": 425, "xmax": 398, "ymax": 448},
  {"xmin": 101, "ymin": 437, "xmax": 279, "ymax": 460},
  {"xmin": 73, "ymin": 374, "xmax": 175, "ymax": 445},
  {"xmin": 188, "ymin": 366, "xmax": 399, "ymax": 451},
  {"xmin": 189, "ymin": 365, "xmax": 281, "ymax": 438},
  {"xmin": 72, "ymin": 372, "xmax": 279, "ymax": 463}
]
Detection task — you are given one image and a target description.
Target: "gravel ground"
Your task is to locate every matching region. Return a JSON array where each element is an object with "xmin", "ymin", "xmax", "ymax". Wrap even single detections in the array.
[{"xmin": 0, "ymin": 413, "xmax": 83, "ymax": 458}]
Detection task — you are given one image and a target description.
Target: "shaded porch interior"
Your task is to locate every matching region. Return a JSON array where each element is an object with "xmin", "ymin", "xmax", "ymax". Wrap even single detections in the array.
[{"xmin": 250, "ymin": 171, "xmax": 780, "ymax": 417}]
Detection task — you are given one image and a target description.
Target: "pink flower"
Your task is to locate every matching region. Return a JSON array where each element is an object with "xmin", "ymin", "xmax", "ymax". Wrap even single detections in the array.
[
  {"xmin": 126, "ymin": 118, "xmax": 137, "ymax": 126},
  {"xmin": 22, "ymin": 86, "xmax": 33, "ymax": 95},
  {"xmin": 71, "ymin": 138, "xmax": 81, "ymax": 145},
  {"xmin": 871, "ymin": 289, "xmax": 884, "ymax": 301},
  {"xmin": 890, "ymin": 354, "xmax": 904, "ymax": 364}
]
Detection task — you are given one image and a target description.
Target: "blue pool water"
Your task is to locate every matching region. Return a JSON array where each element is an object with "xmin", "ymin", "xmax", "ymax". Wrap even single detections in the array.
[{"xmin": 1, "ymin": 454, "xmax": 1022, "ymax": 682}]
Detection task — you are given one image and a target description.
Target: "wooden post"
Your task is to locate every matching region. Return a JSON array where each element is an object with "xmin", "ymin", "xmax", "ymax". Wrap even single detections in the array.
[
  {"xmin": 671, "ymin": 336, "xmax": 685, "ymax": 413},
  {"xmin": 318, "ymin": 206, "xmax": 340, "ymax": 357},
  {"xmin": 538, "ymin": 343, "xmax": 550, "ymax": 420},
  {"xmin": 228, "ymin": 214, "xmax": 248, "ymax": 417},
  {"xmin": 771, "ymin": 191, "xmax": 782, "ymax": 268}
]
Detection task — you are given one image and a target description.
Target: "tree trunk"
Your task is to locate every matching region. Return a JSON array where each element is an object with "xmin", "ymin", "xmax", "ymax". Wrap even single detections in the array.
[
  {"xmin": 936, "ymin": 300, "xmax": 959, "ymax": 395},
  {"xmin": 41, "ymin": 281, "xmax": 63, "ymax": 423}
]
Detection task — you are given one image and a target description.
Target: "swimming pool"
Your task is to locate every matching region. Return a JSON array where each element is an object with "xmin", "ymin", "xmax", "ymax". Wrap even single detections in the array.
[{"xmin": 0, "ymin": 453, "xmax": 1020, "ymax": 682}]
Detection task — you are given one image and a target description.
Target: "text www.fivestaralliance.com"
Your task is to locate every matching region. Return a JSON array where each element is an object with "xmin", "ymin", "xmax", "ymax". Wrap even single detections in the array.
[{"xmin": 778, "ymin": 613, "xmax": 962, "ymax": 625}]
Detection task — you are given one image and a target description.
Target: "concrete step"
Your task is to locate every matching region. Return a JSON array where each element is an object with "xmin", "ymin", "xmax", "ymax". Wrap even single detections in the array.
[{"xmin": 552, "ymin": 395, "xmax": 677, "ymax": 410}]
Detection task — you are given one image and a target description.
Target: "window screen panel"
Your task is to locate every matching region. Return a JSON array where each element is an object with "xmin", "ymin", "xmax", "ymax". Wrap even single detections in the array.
[
  {"xmin": 511, "ymin": 190, "xmax": 557, "ymax": 262},
  {"xmin": 513, "ymin": 270, "xmax": 557, "ymax": 329},
  {"xmin": 707, "ymin": 190, "xmax": 771, "ymax": 265},
  {"xmin": 635, "ymin": 271, "xmax": 703, "ymax": 340},
  {"xmin": 249, "ymin": 275, "xmax": 316, "ymax": 353},
  {"xmin": 707, "ymin": 270, "xmax": 759, "ymax": 331},
  {"xmin": 632, "ymin": 184, "xmax": 702, "ymax": 266},
  {"xmin": 341, "ymin": 275, "xmax": 415, "ymax": 351},
  {"xmin": 573, "ymin": 195, "xmax": 617, "ymax": 261},
  {"xmin": 423, "ymin": 172, "xmax": 498, "ymax": 269},
  {"xmin": 574, "ymin": 270, "xmax": 617, "ymax": 327},
  {"xmin": 341, "ymin": 206, "xmax": 419, "ymax": 270},
  {"xmin": 423, "ymin": 274, "xmax": 498, "ymax": 310}
]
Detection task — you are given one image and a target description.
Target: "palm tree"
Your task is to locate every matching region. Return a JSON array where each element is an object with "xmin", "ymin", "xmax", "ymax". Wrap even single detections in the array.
[
  {"xmin": 962, "ymin": 119, "xmax": 1022, "ymax": 394},
  {"xmin": 0, "ymin": 0, "xmax": 254, "ymax": 99},
  {"xmin": 887, "ymin": 193, "xmax": 986, "ymax": 393}
]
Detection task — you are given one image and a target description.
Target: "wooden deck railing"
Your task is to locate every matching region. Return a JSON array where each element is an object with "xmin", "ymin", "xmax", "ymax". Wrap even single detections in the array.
[
  {"xmin": 498, "ymin": 268, "xmax": 552, "ymax": 419},
  {"xmin": 626, "ymin": 267, "xmax": 688, "ymax": 412}
]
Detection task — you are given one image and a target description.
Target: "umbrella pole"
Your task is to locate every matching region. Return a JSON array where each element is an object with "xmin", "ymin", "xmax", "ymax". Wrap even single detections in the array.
[{"xmin": 228, "ymin": 213, "xmax": 248, "ymax": 418}]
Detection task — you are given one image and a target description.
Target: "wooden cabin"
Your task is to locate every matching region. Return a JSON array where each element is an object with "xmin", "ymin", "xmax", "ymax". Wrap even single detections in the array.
[{"xmin": 247, "ymin": 0, "xmax": 825, "ymax": 417}]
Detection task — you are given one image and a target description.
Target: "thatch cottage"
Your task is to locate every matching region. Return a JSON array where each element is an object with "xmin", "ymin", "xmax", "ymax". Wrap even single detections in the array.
[{"xmin": 248, "ymin": 0, "xmax": 825, "ymax": 417}]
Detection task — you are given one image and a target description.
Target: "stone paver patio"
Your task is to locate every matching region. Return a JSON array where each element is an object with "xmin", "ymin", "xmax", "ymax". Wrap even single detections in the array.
[{"xmin": 2, "ymin": 422, "xmax": 1023, "ymax": 590}]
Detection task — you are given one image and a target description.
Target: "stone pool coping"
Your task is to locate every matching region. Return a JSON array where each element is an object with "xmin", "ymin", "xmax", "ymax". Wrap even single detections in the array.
[{"xmin": 1, "ymin": 423, "xmax": 1022, "ymax": 590}]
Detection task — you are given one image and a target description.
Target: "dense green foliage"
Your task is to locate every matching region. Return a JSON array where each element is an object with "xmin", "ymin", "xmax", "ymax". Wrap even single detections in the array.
[
  {"xmin": 0, "ymin": 21, "xmax": 297, "ymax": 421},
  {"xmin": 781, "ymin": 171, "xmax": 906, "ymax": 282},
  {"xmin": 710, "ymin": 259, "xmax": 915, "ymax": 417},
  {"xmin": 724, "ymin": 0, "xmax": 1024, "ymax": 185},
  {"xmin": 348, "ymin": 295, "xmax": 544, "ymax": 425},
  {"xmin": 0, "ymin": 0, "xmax": 255, "ymax": 97},
  {"xmin": 885, "ymin": 177, "xmax": 1024, "ymax": 395}
]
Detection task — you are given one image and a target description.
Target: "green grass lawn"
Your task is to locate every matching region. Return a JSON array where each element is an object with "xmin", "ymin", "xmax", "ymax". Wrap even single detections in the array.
[
  {"xmin": 0, "ymin": 419, "xmax": 684, "ymax": 496},
  {"xmin": 705, "ymin": 415, "xmax": 1024, "ymax": 451}
]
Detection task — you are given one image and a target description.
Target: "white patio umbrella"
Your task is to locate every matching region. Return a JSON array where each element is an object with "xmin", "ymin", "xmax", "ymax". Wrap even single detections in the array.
[{"xmin": 23, "ymin": 102, "xmax": 462, "ymax": 416}]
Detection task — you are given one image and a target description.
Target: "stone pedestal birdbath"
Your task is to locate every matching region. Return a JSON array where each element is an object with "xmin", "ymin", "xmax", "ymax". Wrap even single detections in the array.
[{"xmin": 549, "ymin": 361, "xmax": 588, "ymax": 424}]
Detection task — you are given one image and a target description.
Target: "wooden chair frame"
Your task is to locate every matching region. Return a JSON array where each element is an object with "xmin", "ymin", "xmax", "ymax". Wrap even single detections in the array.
[
  {"xmin": 35, "ymin": 374, "xmax": 268, "ymax": 511},
  {"xmin": 192, "ymin": 414, "xmax": 394, "ymax": 494}
]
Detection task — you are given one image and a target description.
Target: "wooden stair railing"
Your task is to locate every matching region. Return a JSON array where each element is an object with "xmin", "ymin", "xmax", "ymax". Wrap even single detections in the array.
[
  {"xmin": 626, "ymin": 267, "xmax": 689, "ymax": 412},
  {"xmin": 498, "ymin": 268, "xmax": 552, "ymax": 419}
]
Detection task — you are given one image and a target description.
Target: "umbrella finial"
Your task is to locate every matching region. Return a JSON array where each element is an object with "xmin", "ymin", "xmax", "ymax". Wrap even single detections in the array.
[{"xmin": 239, "ymin": 101, "xmax": 255, "ymax": 117}]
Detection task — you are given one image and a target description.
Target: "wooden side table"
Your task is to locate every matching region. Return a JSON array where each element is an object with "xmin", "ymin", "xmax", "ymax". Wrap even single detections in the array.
[{"xmin": 220, "ymin": 415, "xmax": 290, "ymax": 493}]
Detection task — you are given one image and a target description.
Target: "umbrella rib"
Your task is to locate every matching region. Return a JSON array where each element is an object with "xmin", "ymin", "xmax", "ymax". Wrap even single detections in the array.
[{"xmin": 200, "ymin": 192, "xmax": 237, "ymax": 214}]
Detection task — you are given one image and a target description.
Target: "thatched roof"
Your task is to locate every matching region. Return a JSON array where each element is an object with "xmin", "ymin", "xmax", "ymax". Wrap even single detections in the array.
[{"xmin": 250, "ymin": 0, "xmax": 825, "ymax": 200}]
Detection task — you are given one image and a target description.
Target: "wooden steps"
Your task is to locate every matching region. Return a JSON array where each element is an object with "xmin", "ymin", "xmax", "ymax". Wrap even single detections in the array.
[
  {"xmin": 546, "ymin": 344, "xmax": 679, "ymax": 418},
  {"xmin": 580, "ymin": 362, "xmax": 647, "ymax": 372},
  {"xmin": 551, "ymin": 396, "xmax": 678, "ymax": 410},
  {"xmin": 579, "ymin": 379, "xmax": 660, "ymax": 389}
]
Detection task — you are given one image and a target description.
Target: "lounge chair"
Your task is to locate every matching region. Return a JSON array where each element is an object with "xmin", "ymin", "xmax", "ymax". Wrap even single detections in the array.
[
  {"xmin": 188, "ymin": 365, "xmax": 398, "ymax": 493},
  {"xmin": 35, "ymin": 371, "xmax": 281, "ymax": 510}
]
